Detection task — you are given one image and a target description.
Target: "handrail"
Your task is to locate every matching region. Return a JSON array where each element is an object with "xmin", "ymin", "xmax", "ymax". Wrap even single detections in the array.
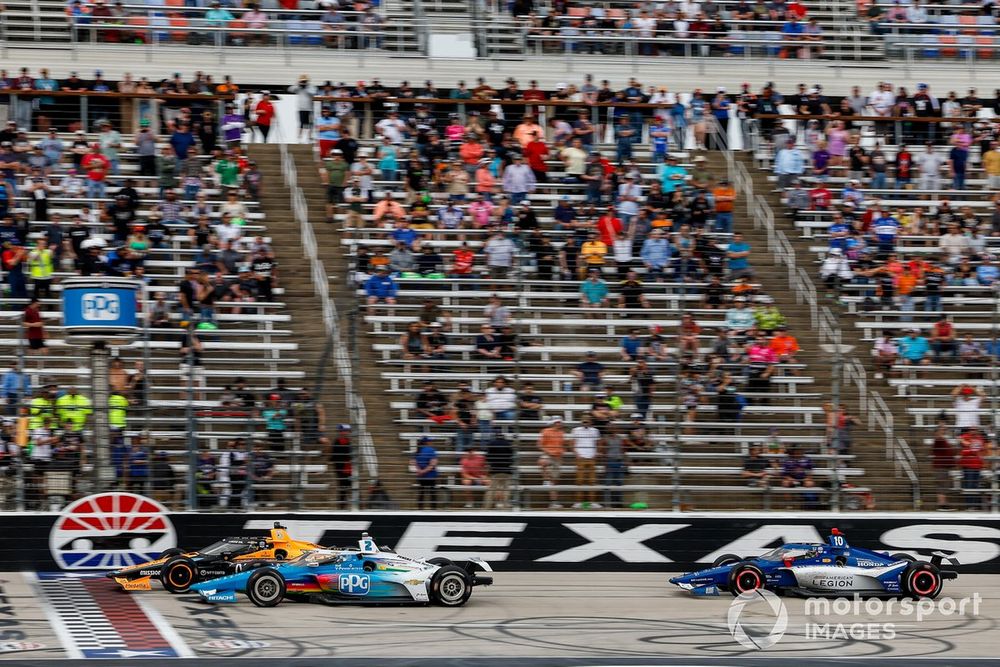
[
  {"xmin": 894, "ymin": 436, "xmax": 922, "ymax": 510},
  {"xmin": 279, "ymin": 143, "xmax": 378, "ymax": 502}
]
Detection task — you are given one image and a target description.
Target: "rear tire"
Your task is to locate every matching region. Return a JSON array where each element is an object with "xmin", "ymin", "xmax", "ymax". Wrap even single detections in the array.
[
  {"xmin": 891, "ymin": 553, "xmax": 916, "ymax": 562},
  {"xmin": 246, "ymin": 568, "xmax": 286, "ymax": 608},
  {"xmin": 712, "ymin": 554, "xmax": 742, "ymax": 567},
  {"xmin": 430, "ymin": 566, "xmax": 472, "ymax": 607},
  {"xmin": 728, "ymin": 563, "xmax": 766, "ymax": 596},
  {"xmin": 160, "ymin": 556, "xmax": 198, "ymax": 593},
  {"xmin": 902, "ymin": 562, "xmax": 942, "ymax": 599},
  {"xmin": 428, "ymin": 557, "xmax": 454, "ymax": 567}
]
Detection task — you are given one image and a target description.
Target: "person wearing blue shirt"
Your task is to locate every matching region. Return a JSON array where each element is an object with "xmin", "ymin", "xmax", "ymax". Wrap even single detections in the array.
[
  {"xmin": 580, "ymin": 271, "xmax": 609, "ymax": 307},
  {"xmin": 657, "ymin": 155, "xmax": 687, "ymax": 193},
  {"xmin": 650, "ymin": 119, "xmax": 670, "ymax": 162},
  {"xmin": 620, "ymin": 329, "xmax": 643, "ymax": 361},
  {"xmin": 689, "ymin": 91, "xmax": 708, "ymax": 150},
  {"xmin": 669, "ymin": 100, "xmax": 687, "ymax": 151},
  {"xmin": 0, "ymin": 361, "xmax": 30, "ymax": 416},
  {"xmin": 553, "ymin": 197, "xmax": 577, "ymax": 229},
  {"xmin": 390, "ymin": 224, "xmax": 419, "ymax": 247},
  {"xmin": 127, "ymin": 440, "xmax": 149, "ymax": 492},
  {"xmin": 774, "ymin": 139, "xmax": 805, "ymax": 189},
  {"xmin": 640, "ymin": 229, "xmax": 672, "ymax": 281},
  {"xmin": 949, "ymin": 144, "xmax": 969, "ymax": 190},
  {"xmin": 710, "ymin": 89, "xmax": 731, "ymax": 150},
  {"xmin": 871, "ymin": 213, "xmax": 900, "ymax": 255},
  {"xmin": 897, "ymin": 330, "xmax": 930, "ymax": 366},
  {"xmin": 976, "ymin": 258, "xmax": 999, "ymax": 286},
  {"xmin": 827, "ymin": 219, "xmax": 850, "ymax": 250},
  {"xmin": 364, "ymin": 268, "xmax": 398, "ymax": 310},
  {"xmin": 169, "ymin": 123, "xmax": 196, "ymax": 170},
  {"xmin": 413, "ymin": 437, "xmax": 438, "ymax": 509},
  {"xmin": 726, "ymin": 232, "xmax": 753, "ymax": 278}
]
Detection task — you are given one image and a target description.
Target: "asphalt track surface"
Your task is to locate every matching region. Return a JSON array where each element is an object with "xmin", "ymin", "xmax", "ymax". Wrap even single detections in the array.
[{"xmin": 1, "ymin": 572, "xmax": 1000, "ymax": 666}]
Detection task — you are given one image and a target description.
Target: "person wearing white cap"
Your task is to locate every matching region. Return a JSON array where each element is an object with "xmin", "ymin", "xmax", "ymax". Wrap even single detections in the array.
[{"xmin": 287, "ymin": 74, "xmax": 317, "ymax": 142}]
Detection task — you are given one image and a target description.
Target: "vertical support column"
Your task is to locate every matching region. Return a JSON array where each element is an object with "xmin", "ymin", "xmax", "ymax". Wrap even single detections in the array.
[{"xmin": 89, "ymin": 343, "xmax": 112, "ymax": 491}]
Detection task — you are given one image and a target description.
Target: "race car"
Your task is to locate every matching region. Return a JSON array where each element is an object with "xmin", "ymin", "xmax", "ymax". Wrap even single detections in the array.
[
  {"xmin": 669, "ymin": 529, "xmax": 958, "ymax": 599},
  {"xmin": 190, "ymin": 532, "xmax": 493, "ymax": 607},
  {"xmin": 106, "ymin": 522, "xmax": 324, "ymax": 593}
]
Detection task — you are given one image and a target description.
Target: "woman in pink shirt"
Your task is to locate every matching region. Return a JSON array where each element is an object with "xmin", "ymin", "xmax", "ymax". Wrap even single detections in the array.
[{"xmin": 825, "ymin": 121, "xmax": 849, "ymax": 174}]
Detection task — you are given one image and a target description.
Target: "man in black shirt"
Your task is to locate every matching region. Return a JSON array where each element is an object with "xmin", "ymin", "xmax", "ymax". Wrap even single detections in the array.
[
  {"xmin": 517, "ymin": 382, "xmax": 543, "ymax": 421},
  {"xmin": 250, "ymin": 249, "xmax": 278, "ymax": 301},
  {"xmin": 103, "ymin": 194, "xmax": 135, "ymax": 244},
  {"xmin": 329, "ymin": 426, "xmax": 353, "ymax": 507},
  {"xmin": 416, "ymin": 382, "xmax": 449, "ymax": 422},
  {"xmin": 516, "ymin": 202, "xmax": 539, "ymax": 232},
  {"xmin": 618, "ymin": 270, "xmax": 650, "ymax": 309}
]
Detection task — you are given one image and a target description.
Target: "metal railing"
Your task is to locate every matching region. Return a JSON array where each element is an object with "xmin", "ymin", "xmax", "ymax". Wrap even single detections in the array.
[{"xmin": 280, "ymin": 143, "xmax": 378, "ymax": 508}]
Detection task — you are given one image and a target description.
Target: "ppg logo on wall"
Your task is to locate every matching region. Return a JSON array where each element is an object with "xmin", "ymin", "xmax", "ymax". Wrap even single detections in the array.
[{"xmin": 82, "ymin": 293, "xmax": 121, "ymax": 321}]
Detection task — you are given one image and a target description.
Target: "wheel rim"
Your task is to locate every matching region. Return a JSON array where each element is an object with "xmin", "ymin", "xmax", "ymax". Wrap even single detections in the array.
[
  {"xmin": 737, "ymin": 570, "xmax": 761, "ymax": 592},
  {"xmin": 256, "ymin": 576, "xmax": 280, "ymax": 601},
  {"xmin": 439, "ymin": 574, "xmax": 466, "ymax": 603},
  {"xmin": 911, "ymin": 571, "xmax": 938, "ymax": 596},
  {"xmin": 169, "ymin": 564, "xmax": 193, "ymax": 587}
]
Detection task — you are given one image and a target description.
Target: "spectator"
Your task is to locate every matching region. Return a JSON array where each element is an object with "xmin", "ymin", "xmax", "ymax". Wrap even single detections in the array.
[
  {"xmin": 600, "ymin": 423, "xmax": 627, "ymax": 508},
  {"xmin": 484, "ymin": 433, "xmax": 514, "ymax": 510},
  {"xmin": 959, "ymin": 334, "xmax": 987, "ymax": 366},
  {"xmin": 328, "ymin": 426, "xmax": 353, "ymax": 508},
  {"xmin": 958, "ymin": 434, "xmax": 984, "ymax": 510},
  {"xmin": 412, "ymin": 436, "xmax": 438, "ymax": 510},
  {"xmin": 640, "ymin": 229, "xmax": 671, "ymax": 281},
  {"xmin": 930, "ymin": 425, "xmax": 955, "ymax": 511},
  {"xmin": 22, "ymin": 298, "xmax": 46, "ymax": 356},
  {"xmin": 416, "ymin": 381, "xmax": 450, "ymax": 424},
  {"xmin": 80, "ymin": 144, "xmax": 110, "ymax": 200},
  {"xmin": 573, "ymin": 351, "xmax": 605, "ymax": 391},
  {"xmin": 930, "ymin": 315, "xmax": 957, "ymax": 362},
  {"xmin": 538, "ymin": 417, "xmax": 565, "ymax": 508},
  {"xmin": 450, "ymin": 384, "xmax": 476, "ymax": 452},
  {"xmin": 780, "ymin": 446, "xmax": 816, "ymax": 508},
  {"xmin": 724, "ymin": 297, "xmax": 755, "ymax": 339},
  {"xmin": 897, "ymin": 328, "xmax": 930, "ymax": 368},
  {"xmin": 742, "ymin": 445, "xmax": 773, "ymax": 487},
  {"xmin": 774, "ymin": 138, "xmax": 804, "ymax": 190},
  {"xmin": 248, "ymin": 442, "xmax": 274, "ymax": 507},
  {"xmin": 485, "ymin": 376, "xmax": 517, "ymax": 421},
  {"xmin": 570, "ymin": 417, "xmax": 601, "ymax": 509},
  {"xmin": 262, "ymin": 393, "xmax": 288, "ymax": 450},
  {"xmin": 952, "ymin": 384, "xmax": 985, "ymax": 432},
  {"xmin": 580, "ymin": 269, "xmax": 609, "ymax": 309},
  {"xmin": 459, "ymin": 447, "xmax": 490, "ymax": 508},
  {"xmin": 195, "ymin": 449, "xmax": 217, "ymax": 508},
  {"xmin": 517, "ymin": 383, "xmax": 544, "ymax": 421},
  {"xmin": 364, "ymin": 267, "xmax": 397, "ymax": 313},
  {"xmin": 501, "ymin": 154, "xmax": 536, "ymax": 205},
  {"xmin": 483, "ymin": 230, "xmax": 517, "ymax": 279},
  {"xmin": 726, "ymin": 232, "xmax": 753, "ymax": 278}
]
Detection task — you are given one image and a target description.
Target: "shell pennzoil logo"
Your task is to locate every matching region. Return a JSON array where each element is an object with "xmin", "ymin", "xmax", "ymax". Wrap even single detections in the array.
[{"xmin": 49, "ymin": 492, "xmax": 177, "ymax": 569}]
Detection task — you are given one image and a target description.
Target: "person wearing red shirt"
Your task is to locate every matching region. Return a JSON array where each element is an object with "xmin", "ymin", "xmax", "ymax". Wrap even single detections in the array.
[
  {"xmin": 252, "ymin": 91, "xmax": 275, "ymax": 143},
  {"xmin": 450, "ymin": 243, "xmax": 475, "ymax": 278},
  {"xmin": 787, "ymin": 0, "xmax": 808, "ymax": 18},
  {"xmin": 524, "ymin": 134, "xmax": 549, "ymax": 183},
  {"xmin": 894, "ymin": 146, "xmax": 913, "ymax": 188},
  {"xmin": 23, "ymin": 297, "xmax": 46, "ymax": 355},
  {"xmin": 769, "ymin": 326, "xmax": 800, "ymax": 362},
  {"xmin": 809, "ymin": 183, "xmax": 832, "ymax": 210},
  {"xmin": 930, "ymin": 315, "xmax": 956, "ymax": 361},
  {"xmin": 930, "ymin": 425, "xmax": 954, "ymax": 510},
  {"xmin": 958, "ymin": 438, "xmax": 984, "ymax": 510},
  {"xmin": 596, "ymin": 208, "xmax": 623, "ymax": 246},
  {"xmin": 80, "ymin": 145, "xmax": 110, "ymax": 200}
]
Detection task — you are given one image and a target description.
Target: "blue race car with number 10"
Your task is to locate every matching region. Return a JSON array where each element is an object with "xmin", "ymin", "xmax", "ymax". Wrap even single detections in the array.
[
  {"xmin": 190, "ymin": 533, "xmax": 493, "ymax": 607},
  {"xmin": 669, "ymin": 529, "xmax": 958, "ymax": 598}
]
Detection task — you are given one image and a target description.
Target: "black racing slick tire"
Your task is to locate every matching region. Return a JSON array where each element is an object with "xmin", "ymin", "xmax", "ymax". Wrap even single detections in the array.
[
  {"xmin": 712, "ymin": 554, "xmax": 742, "ymax": 568},
  {"xmin": 159, "ymin": 547, "xmax": 185, "ymax": 559},
  {"xmin": 246, "ymin": 568, "xmax": 286, "ymax": 608},
  {"xmin": 160, "ymin": 556, "xmax": 199, "ymax": 593},
  {"xmin": 902, "ymin": 562, "xmax": 943, "ymax": 599},
  {"xmin": 427, "ymin": 557, "xmax": 454, "ymax": 567},
  {"xmin": 891, "ymin": 553, "xmax": 916, "ymax": 562},
  {"xmin": 430, "ymin": 565, "xmax": 472, "ymax": 607},
  {"xmin": 728, "ymin": 563, "xmax": 767, "ymax": 596}
]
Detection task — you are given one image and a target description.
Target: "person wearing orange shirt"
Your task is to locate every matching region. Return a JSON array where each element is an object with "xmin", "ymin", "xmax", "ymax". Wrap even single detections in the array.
[
  {"xmin": 769, "ymin": 325, "xmax": 800, "ymax": 363},
  {"xmin": 538, "ymin": 417, "xmax": 565, "ymax": 508},
  {"xmin": 458, "ymin": 136, "xmax": 484, "ymax": 174},
  {"xmin": 450, "ymin": 244, "xmax": 475, "ymax": 278},
  {"xmin": 712, "ymin": 178, "xmax": 736, "ymax": 233},
  {"xmin": 513, "ymin": 115, "xmax": 543, "ymax": 148},
  {"xmin": 474, "ymin": 159, "xmax": 496, "ymax": 199},
  {"xmin": 897, "ymin": 263, "xmax": 918, "ymax": 319}
]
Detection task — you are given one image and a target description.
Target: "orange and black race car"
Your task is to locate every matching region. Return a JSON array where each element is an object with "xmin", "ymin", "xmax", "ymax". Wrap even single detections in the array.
[{"xmin": 106, "ymin": 523, "xmax": 324, "ymax": 593}]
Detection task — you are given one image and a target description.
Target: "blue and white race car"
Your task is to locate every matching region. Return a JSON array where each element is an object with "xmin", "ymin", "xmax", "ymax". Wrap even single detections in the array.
[
  {"xmin": 189, "ymin": 533, "xmax": 493, "ymax": 608},
  {"xmin": 669, "ymin": 529, "xmax": 958, "ymax": 598}
]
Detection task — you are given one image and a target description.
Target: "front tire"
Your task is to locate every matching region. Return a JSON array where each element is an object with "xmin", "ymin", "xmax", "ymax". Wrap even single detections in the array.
[
  {"xmin": 246, "ymin": 568, "xmax": 286, "ymax": 608},
  {"xmin": 160, "ymin": 556, "xmax": 198, "ymax": 593},
  {"xmin": 902, "ymin": 562, "xmax": 942, "ymax": 599},
  {"xmin": 159, "ymin": 547, "xmax": 185, "ymax": 559},
  {"xmin": 712, "ymin": 553, "xmax": 742, "ymax": 567},
  {"xmin": 728, "ymin": 563, "xmax": 766, "ymax": 596},
  {"xmin": 430, "ymin": 565, "xmax": 472, "ymax": 607},
  {"xmin": 891, "ymin": 553, "xmax": 916, "ymax": 563}
]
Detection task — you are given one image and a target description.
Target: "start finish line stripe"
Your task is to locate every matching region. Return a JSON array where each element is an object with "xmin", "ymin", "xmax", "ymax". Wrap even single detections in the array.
[{"xmin": 27, "ymin": 572, "xmax": 194, "ymax": 659}]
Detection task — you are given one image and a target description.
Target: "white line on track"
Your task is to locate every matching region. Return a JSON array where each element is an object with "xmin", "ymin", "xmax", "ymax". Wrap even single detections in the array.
[
  {"xmin": 133, "ymin": 596, "xmax": 197, "ymax": 658},
  {"xmin": 21, "ymin": 571, "xmax": 81, "ymax": 660}
]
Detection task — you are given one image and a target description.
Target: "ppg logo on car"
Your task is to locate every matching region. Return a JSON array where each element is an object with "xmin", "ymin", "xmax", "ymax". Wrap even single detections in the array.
[
  {"xmin": 82, "ymin": 293, "xmax": 120, "ymax": 321},
  {"xmin": 339, "ymin": 574, "xmax": 370, "ymax": 595}
]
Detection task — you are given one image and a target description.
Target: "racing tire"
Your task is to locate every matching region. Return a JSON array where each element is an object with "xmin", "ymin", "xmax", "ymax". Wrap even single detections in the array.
[
  {"xmin": 728, "ymin": 563, "xmax": 767, "ymax": 597},
  {"xmin": 160, "ymin": 556, "xmax": 199, "ymax": 593},
  {"xmin": 428, "ymin": 557, "xmax": 454, "ymax": 567},
  {"xmin": 430, "ymin": 565, "xmax": 473, "ymax": 607},
  {"xmin": 159, "ymin": 547, "xmax": 185, "ymax": 559},
  {"xmin": 712, "ymin": 554, "xmax": 743, "ymax": 568},
  {"xmin": 890, "ymin": 553, "xmax": 916, "ymax": 563},
  {"xmin": 902, "ymin": 562, "xmax": 943, "ymax": 600},
  {"xmin": 246, "ymin": 568, "xmax": 286, "ymax": 608}
]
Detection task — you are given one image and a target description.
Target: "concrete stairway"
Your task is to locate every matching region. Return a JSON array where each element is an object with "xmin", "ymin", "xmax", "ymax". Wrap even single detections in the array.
[
  {"xmin": 735, "ymin": 151, "xmax": 923, "ymax": 510},
  {"xmin": 246, "ymin": 144, "xmax": 351, "ymax": 508},
  {"xmin": 284, "ymin": 144, "xmax": 413, "ymax": 506}
]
